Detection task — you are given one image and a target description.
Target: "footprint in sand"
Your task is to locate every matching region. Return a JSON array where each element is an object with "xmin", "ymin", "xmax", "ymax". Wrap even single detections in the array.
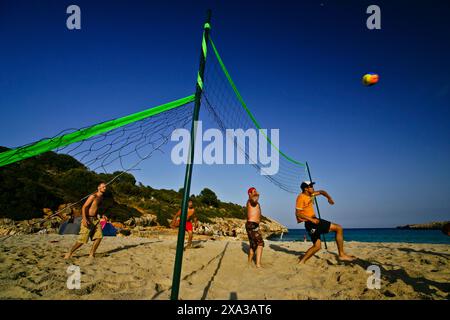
[{"xmin": 11, "ymin": 271, "xmax": 27, "ymax": 280}]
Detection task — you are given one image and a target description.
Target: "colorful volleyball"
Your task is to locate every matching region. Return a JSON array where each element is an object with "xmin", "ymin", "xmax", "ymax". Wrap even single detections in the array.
[{"xmin": 362, "ymin": 73, "xmax": 379, "ymax": 86}]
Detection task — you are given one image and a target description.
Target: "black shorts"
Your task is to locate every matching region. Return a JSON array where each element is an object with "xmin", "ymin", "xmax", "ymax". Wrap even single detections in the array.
[{"xmin": 305, "ymin": 219, "xmax": 331, "ymax": 244}]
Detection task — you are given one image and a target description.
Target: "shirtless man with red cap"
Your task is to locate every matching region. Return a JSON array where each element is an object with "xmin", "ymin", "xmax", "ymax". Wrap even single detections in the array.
[{"xmin": 246, "ymin": 187, "xmax": 264, "ymax": 268}]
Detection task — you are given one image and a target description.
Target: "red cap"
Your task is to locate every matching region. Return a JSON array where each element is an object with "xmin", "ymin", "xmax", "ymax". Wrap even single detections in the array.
[{"xmin": 248, "ymin": 187, "xmax": 256, "ymax": 195}]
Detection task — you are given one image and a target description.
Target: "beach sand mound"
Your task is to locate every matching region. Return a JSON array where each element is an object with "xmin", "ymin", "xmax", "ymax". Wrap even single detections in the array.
[{"xmin": 0, "ymin": 234, "xmax": 448, "ymax": 300}]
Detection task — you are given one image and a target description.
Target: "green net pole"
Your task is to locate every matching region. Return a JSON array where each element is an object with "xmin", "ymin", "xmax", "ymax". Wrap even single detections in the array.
[
  {"xmin": 305, "ymin": 161, "xmax": 328, "ymax": 250},
  {"xmin": 170, "ymin": 9, "xmax": 212, "ymax": 300}
]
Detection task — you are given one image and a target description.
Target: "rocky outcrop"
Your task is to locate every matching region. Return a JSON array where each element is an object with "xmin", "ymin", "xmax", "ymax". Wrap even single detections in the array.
[
  {"xmin": 0, "ymin": 217, "xmax": 62, "ymax": 236},
  {"xmin": 0, "ymin": 204, "xmax": 81, "ymax": 236},
  {"xmin": 194, "ymin": 217, "xmax": 288, "ymax": 239},
  {"xmin": 397, "ymin": 221, "xmax": 450, "ymax": 230},
  {"xmin": 1, "ymin": 205, "xmax": 289, "ymax": 240},
  {"xmin": 124, "ymin": 214, "xmax": 158, "ymax": 227}
]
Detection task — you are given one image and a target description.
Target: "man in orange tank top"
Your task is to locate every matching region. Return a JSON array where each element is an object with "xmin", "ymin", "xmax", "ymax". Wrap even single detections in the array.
[{"xmin": 296, "ymin": 181, "xmax": 355, "ymax": 264}]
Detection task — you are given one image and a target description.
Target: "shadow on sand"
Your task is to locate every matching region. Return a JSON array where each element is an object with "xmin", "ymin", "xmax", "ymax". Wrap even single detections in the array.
[
  {"xmin": 268, "ymin": 243, "xmax": 304, "ymax": 257},
  {"xmin": 396, "ymin": 247, "xmax": 450, "ymax": 259},
  {"xmin": 349, "ymin": 256, "xmax": 449, "ymax": 298},
  {"xmin": 201, "ymin": 242, "xmax": 229, "ymax": 300},
  {"xmin": 72, "ymin": 240, "xmax": 163, "ymax": 258}
]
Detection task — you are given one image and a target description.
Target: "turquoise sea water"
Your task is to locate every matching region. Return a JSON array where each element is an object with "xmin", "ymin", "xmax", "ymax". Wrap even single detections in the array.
[{"xmin": 268, "ymin": 228, "xmax": 450, "ymax": 244}]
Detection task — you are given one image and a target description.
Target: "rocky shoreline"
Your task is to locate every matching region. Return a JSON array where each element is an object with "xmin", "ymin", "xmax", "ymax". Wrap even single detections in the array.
[
  {"xmin": 0, "ymin": 206, "xmax": 288, "ymax": 239},
  {"xmin": 396, "ymin": 221, "xmax": 450, "ymax": 230}
]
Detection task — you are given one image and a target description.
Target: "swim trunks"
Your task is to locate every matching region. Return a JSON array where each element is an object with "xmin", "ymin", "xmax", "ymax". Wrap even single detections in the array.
[
  {"xmin": 78, "ymin": 217, "xmax": 103, "ymax": 244},
  {"xmin": 245, "ymin": 221, "xmax": 264, "ymax": 251},
  {"xmin": 305, "ymin": 219, "xmax": 331, "ymax": 244},
  {"xmin": 186, "ymin": 221, "xmax": 193, "ymax": 232}
]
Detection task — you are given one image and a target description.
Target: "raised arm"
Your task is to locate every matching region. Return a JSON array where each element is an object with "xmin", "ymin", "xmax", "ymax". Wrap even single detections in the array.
[{"xmin": 314, "ymin": 190, "xmax": 335, "ymax": 205}]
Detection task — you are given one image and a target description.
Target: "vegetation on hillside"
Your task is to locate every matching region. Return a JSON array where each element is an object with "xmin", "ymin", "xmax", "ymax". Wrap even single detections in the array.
[{"xmin": 0, "ymin": 148, "xmax": 250, "ymax": 226}]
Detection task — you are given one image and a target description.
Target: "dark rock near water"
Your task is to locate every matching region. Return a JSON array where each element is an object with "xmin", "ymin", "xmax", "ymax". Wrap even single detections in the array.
[{"xmin": 396, "ymin": 221, "xmax": 450, "ymax": 230}]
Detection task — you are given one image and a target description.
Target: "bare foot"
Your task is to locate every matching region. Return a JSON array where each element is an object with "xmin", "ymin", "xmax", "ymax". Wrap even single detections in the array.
[
  {"xmin": 338, "ymin": 254, "xmax": 356, "ymax": 262},
  {"xmin": 256, "ymin": 264, "xmax": 262, "ymax": 269},
  {"xmin": 64, "ymin": 252, "xmax": 72, "ymax": 260},
  {"xmin": 298, "ymin": 256, "xmax": 307, "ymax": 264}
]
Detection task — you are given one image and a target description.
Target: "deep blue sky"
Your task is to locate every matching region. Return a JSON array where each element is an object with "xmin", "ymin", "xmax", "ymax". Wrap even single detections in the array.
[{"xmin": 1, "ymin": 0, "xmax": 449, "ymax": 228}]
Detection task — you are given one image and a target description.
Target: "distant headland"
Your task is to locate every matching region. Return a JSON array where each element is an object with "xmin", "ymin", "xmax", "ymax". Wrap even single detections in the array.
[{"xmin": 397, "ymin": 221, "xmax": 450, "ymax": 232}]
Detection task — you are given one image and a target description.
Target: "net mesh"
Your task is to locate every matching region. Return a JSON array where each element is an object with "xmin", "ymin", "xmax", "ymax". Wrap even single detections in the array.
[
  {"xmin": 55, "ymin": 104, "xmax": 193, "ymax": 174},
  {"xmin": 0, "ymin": 99, "xmax": 194, "ymax": 176},
  {"xmin": 201, "ymin": 37, "xmax": 308, "ymax": 193},
  {"xmin": 0, "ymin": 36, "xmax": 310, "ymax": 194}
]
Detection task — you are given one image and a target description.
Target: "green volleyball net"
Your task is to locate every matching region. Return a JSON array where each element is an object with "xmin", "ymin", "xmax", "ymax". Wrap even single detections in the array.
[
  {"xmin": 0, "ymin": 96, "xmax": 195, "ymax": 174},
  {"xmin": 0, "ymin": 40, "xmax": 308, "ymax": 194}
]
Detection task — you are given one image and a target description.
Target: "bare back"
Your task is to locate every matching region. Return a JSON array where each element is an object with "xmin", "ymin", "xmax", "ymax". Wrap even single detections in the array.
[{"xmin": 247, "ymin": 200, "xmax": 261, "ymax": 223}]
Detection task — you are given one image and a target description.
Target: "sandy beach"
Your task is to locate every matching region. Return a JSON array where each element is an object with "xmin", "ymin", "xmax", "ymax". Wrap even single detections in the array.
[{"xmin": 0, "ymin": 233, "xmax": 448, "ymax": 300}]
